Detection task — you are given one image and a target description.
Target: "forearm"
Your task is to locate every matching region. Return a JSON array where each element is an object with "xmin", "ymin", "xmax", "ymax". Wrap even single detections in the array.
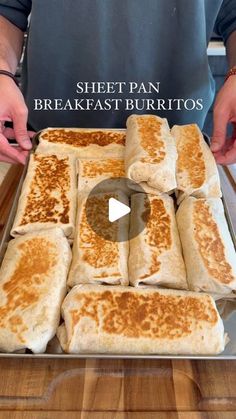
[
  {"xmin": 0, "ymin": 15, "xmax": 24, "ymax": 73},
  {"xmin": 226, "ymin": 30, "xmax": 236, "ymax": 69}
]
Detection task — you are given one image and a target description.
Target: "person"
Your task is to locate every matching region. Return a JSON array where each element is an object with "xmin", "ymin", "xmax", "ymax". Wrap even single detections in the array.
[{"xmin": 0, "ymin": 0, "xmax": 236, "ymax": 165}]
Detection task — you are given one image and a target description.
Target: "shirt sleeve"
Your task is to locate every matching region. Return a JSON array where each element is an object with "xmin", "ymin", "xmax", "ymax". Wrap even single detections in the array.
[
  {"xmin": 0, "ymin": 0, "xmax": 32, "ymax": 32},
  {"xmin": 215, "ymin": 0, "xmax": 236, "ymax": 43}
]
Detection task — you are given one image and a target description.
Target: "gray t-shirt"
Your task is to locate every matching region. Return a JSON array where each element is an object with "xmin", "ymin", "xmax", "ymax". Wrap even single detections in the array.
[{"xmin": 0, "ymin": 0, "xmax": 236, "ymax": 130}]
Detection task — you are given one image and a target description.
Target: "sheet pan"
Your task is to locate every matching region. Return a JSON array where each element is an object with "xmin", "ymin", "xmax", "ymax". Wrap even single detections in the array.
[{"xmin": 0, "ymin": 129, "xmax": 235, "ymax": 359}]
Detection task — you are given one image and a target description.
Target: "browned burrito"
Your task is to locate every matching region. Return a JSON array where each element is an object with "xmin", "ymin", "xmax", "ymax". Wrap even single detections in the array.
[
  {"xmin": 67, "ymin": 191, "xmax": 129, "ymax": 287},
  {"xmin": 176, "ymin": 197, "xmax": 236, "ymax": 294},
  {"xmin": 11, "ymin": 153, "xmax": 77, "ymax": 239},
  {"xmin": 129, "ymin": 193, "xmax": 187, "ymax": 289},
  {"xmin": 125, "ymin": 114, "xmax": 177, "ymax": 194},
  {"xmin": 0, "ymin": 228, "xmax": 71, "ymax": 353},
  {"xmin": 57, "ymin": 285, "xmax": 226, "ymax": 355},
  {"xmin": 77, "ymin": 158, "xmax": 129, "ymax": 194},
  {"xmin": 36, "ymin": 128, "xmax": 125, "ymax": 158},
  {"xmin": 171, "ymin": 124, "xmax": 222, "ymax": 203}
]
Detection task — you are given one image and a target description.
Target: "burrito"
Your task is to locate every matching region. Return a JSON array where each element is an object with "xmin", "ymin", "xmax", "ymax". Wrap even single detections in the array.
[
  {"xmin": 77, "ymin": 158, "xmax": 129, "ymax": 194},
  {"xmin": 67, "ymin": 191, "xmax": 129, "ymax": 287},
  {"xmin": 36, "ymin": 128, "xmax": 125, "ymax": 158},
  {"xmin": 171, "ymin": 124, "xmax": 222, "ymax": 203},
  {"xmin": 11, "ymin": 153, "xmax": 77, "ymax": 239},
  {"xmin": 129, "ymin": 193, "xmax": 187, "ymax": 289},
  {"xmin": 57, "ymin": 284, "xmax": 226, "ymax": 355},
  {"xmin": 176, "ymin": 197, "xmax": 236, "ymax": 294},
  {"xmin": 0, "ymin": 228, "xmax": 71, "ymax": 353},
  {"xmin": 125, "ymin": 114, "xmax": 177, "ymax": 194}
]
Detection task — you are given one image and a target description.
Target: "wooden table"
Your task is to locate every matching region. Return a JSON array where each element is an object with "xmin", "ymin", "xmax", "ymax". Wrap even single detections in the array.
[{"xmin": 0, "ymin": 165, "xmax": 236, "ymax": 419}]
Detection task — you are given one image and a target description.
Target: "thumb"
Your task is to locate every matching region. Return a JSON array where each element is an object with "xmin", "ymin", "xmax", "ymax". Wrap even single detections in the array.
[
  {"xmin": 211, "ymin": 109, "xmax": 228, "ymax": 152},
  {"xmin": 12, "ymin": 105, "xmax": 32, "ymax": 150}
]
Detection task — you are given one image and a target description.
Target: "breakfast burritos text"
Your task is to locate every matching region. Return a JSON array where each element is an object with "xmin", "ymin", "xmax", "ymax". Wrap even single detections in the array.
[{"xmin": 34, "ymin": 81, "xmax": 203, "ymax": 112}]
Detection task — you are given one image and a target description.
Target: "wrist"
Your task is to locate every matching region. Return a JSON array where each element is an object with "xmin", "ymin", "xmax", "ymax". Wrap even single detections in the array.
[
  {"xmin": 225, "ymin": 66, "xmax": 236, "ymax": 82},
  {"xmin": 0, "ymin": 60, "xmax": 16, "ymax": 73},
  {"xmin": 0, "ymin": 70, "xmax": 19, "ymax": 87}
]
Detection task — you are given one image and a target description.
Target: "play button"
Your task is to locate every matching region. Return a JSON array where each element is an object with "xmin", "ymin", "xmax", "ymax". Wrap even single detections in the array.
[
  {"xmin": 85, "ymin": 177, "xmax": 150, "ymax": 242},
  {"xmin": 108, "ymin": 198, "xmax": 131, "ymax": 222}
]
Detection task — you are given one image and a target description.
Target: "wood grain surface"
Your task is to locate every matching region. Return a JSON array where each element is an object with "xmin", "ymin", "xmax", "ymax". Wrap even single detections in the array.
[
  {"xmin": 0, "ymin": 164, "xmax": 235, "ymax": 418},
  {"xmin": 0, "ymin": 164, "xmax": 23, "ymax": 241}
]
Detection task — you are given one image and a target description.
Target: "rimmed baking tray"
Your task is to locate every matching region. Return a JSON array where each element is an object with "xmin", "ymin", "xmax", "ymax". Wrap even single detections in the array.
[{"xmin": 0, "ymin": 129, "xmax": 236, "ymax": 359}]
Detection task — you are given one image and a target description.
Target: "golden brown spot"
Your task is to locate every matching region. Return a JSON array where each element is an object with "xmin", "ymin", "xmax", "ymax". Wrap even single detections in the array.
[
  {"xmin": 0, "ymin": 238, "xmax": 57, "ymax": 342},
  {"xmin": 194, "ymin": 200, "xmax": 234, "ymax": 284},
  {"xmin": 72, "ymin": 290, "xmax": 218, "ymax": 339},
  {"xmin": 82, "ymin": 159, "xmax": 124, "ymax": 178},
  {"xmin": 176, "ymin": 125, "xmax": 205, "ymax": 188},
  {"xmin": 94, "ymin": 273, "xmax": 121, "ymax": 279},
  {"xmin": 20, "ymin": 155, "xmax": 71, "ymax": 226},
  {"xmin": 137, "ymin": 116, "xmax": 166, "ymax": 164},
  {"xmin": 140, "ymin": 197, "xmax": 171, "ymax": 279},
  {"xmin": 41, "ymin": 129, "xmax": 125, "ymax": 147},
  {"xmin": 80, "ymin": 194, "xmax": 119, "ymax": 270}
]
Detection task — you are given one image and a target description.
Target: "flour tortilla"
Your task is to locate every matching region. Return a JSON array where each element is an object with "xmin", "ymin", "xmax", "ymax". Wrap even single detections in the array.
[
  {"xmin": 77, "ymin": 158, "xmax": 130, "ymax": 194},
  {"xmin": 129, "ymin": 193, "xmax": 187, "ymax": 290},
  {"xmin": 176, "ymin": 197, "xmax": 236, "ymax": 294},
  {"xmin": 36, "ymin": 128, "xmax": 125, "ymax": 158},
  {"xmin": 125, "ymin": 114, "xmax": 177, "ymax": 194},
  {"xmin": 11, "ymin": 153, "xmax": 77, "ymax": 240},
  {"xmin": 0, "ymin": 228, "xmax": 71, "ymax": 353},
  {"xmin": 171, "ymin": 124, "xmax": 222, "ymax": 204},
  {"xmin": 57, "ymin": 284, "xmax": 226, "ymax": 355},
  {"xmin": 68, "ymin": 191, "xmax": 129, "ymax": 287}
]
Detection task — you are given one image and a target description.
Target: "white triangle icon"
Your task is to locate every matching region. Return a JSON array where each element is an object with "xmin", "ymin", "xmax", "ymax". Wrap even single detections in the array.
[{"xmin": 108, "ymin": 198, "xmax": 131, "ymax": 222}]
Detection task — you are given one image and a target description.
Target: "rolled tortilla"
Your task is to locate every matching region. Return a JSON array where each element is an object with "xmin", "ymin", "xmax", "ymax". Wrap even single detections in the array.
[
  {"xmin": 171, "ymin": 124, "xmax": 222, "ymax": 204},
  {"xmin": 125, "ymin": 114, "xmax": 177, "ymax": 194},
  {"xmin": 0, "ymin": 228, "xmax": 71, "ymax": 353},
  {"xmin": 176, "ymin": 197, "xmax": 236, "ymax": 294},
  {"xmin": 11, "ymin": 153, "xmax": 77, "ymax": 239},
  {"xmin": 57, "ymin": 284, "xmax": 226, "ymax": 355},
  {"xmin": 36, "ymin": 128, "xmax": 125, "ymax": 158},
  {"xmin": 67, "ymin": 191, "xmax": 129, "ymax": 287},
  {"xmin": 129, "ymin": 193, "xmax": 187, "ymax": 289},
  {"xmin": 77, "ymin": 158, "xmax": 129, "ymax": 194}
]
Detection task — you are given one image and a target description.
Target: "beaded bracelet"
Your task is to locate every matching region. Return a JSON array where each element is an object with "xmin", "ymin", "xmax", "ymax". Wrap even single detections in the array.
[
  {"xmin": 225, "ymin": 67, "xmax": 236, "ymax": 83},
  {"xmin": 0, "ymin": 70, "xmax": 19, "ymax": 87}
]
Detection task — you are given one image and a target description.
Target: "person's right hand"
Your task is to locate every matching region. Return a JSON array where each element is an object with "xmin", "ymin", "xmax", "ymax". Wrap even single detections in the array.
[{"xmin": 0, "ymin": 75, "xmax": 34, "ymax": 164}]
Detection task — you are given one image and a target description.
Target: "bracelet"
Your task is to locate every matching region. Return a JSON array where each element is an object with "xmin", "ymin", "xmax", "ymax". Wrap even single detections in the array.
[
  {"xmin": 225, "ymin": 67, "xmax": 236, "ymax": 83},
  {"xmin": 0, "ymin": 70, "xmax": 19, "ymax": 87}
]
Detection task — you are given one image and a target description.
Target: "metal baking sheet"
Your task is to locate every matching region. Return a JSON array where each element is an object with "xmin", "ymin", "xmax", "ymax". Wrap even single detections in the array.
[{"xmin": 0, "ymin": 128, "xmax": 236, "ymax": 359}]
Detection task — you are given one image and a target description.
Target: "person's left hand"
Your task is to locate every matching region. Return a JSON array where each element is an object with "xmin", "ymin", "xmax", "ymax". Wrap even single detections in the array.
[{"xmin": 211, "ymin": 75, "xmax": 236, "ymax": 165}]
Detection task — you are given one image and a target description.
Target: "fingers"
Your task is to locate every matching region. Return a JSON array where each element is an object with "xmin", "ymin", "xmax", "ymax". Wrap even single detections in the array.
[
  {"xmin": 0, "ymin": 133, "xmax": 28, "ymax": 164},
  {"xmin": 211, "ymin": 109, "xmax": 228, "ymax": 152},
  {"xmin": 0, "ymin": 153, "xmax": 21, "ymax": 164},
  {"xmin": 12, "ymin": 105, "xmax": 32, "ymax": 150},
  {"xmin": 27, "ymin": 130, "xmax": 36, "ymax": 138},
  {"xmin": 1, "ymin": 127, "xmax": 15, "ymax": 139},
  {"xmin": 3, "ymin": 127, "xmax": 35, "ymax": 141},
  {"xmin": 213, "ymin": 140, "xmax": 236, "ymax": 165},
  {"xmin": 214, "ymin": 151, "xmax": 236, "ymax": 165}
]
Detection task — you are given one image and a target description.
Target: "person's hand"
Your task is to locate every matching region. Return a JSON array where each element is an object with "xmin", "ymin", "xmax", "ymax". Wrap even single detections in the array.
[
  {"xmin": 0, "ymin": 75, "xmax": 35, "ymax": 164},
  {"xmin": 211, "ymin": 75, "xmax": 236, "ymax": 165}
]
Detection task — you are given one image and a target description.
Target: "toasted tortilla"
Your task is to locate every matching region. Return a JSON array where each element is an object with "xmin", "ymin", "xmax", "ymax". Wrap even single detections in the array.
[
  {"xmin": 0, "ymin": 228, "xmax": 71, "ymax": 353},
  {"xmin": 176, "ymin": 197, "xmax": 236, "ymax": 294},
  {"xmin": 171, "ymin": 124, "xmax": 222, "ymax": 203},
  {"xmin": 125, "ymin": 114, "xmax": 177, "ymax": 194},
  {"xmin": 11, "ymin": 153, "xmax": 77, "ymax": 239},
  {"xmin": 129, "ymin": 193, "xmax": 187, "ymax": 289},
  {"xmin": 36, "ymin": 128, "xmax": 125, "ymax": 158},
  {"xmin": 67, "ymin": 191, "xmax": 129, "ymax": 287},
  {"xmin": 57, "ymin": 284, "xmax": 226, "ymax": 355},
  {"xmin": 77, "ymin": 158, "xmax": 129, "ymax": 194}
]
